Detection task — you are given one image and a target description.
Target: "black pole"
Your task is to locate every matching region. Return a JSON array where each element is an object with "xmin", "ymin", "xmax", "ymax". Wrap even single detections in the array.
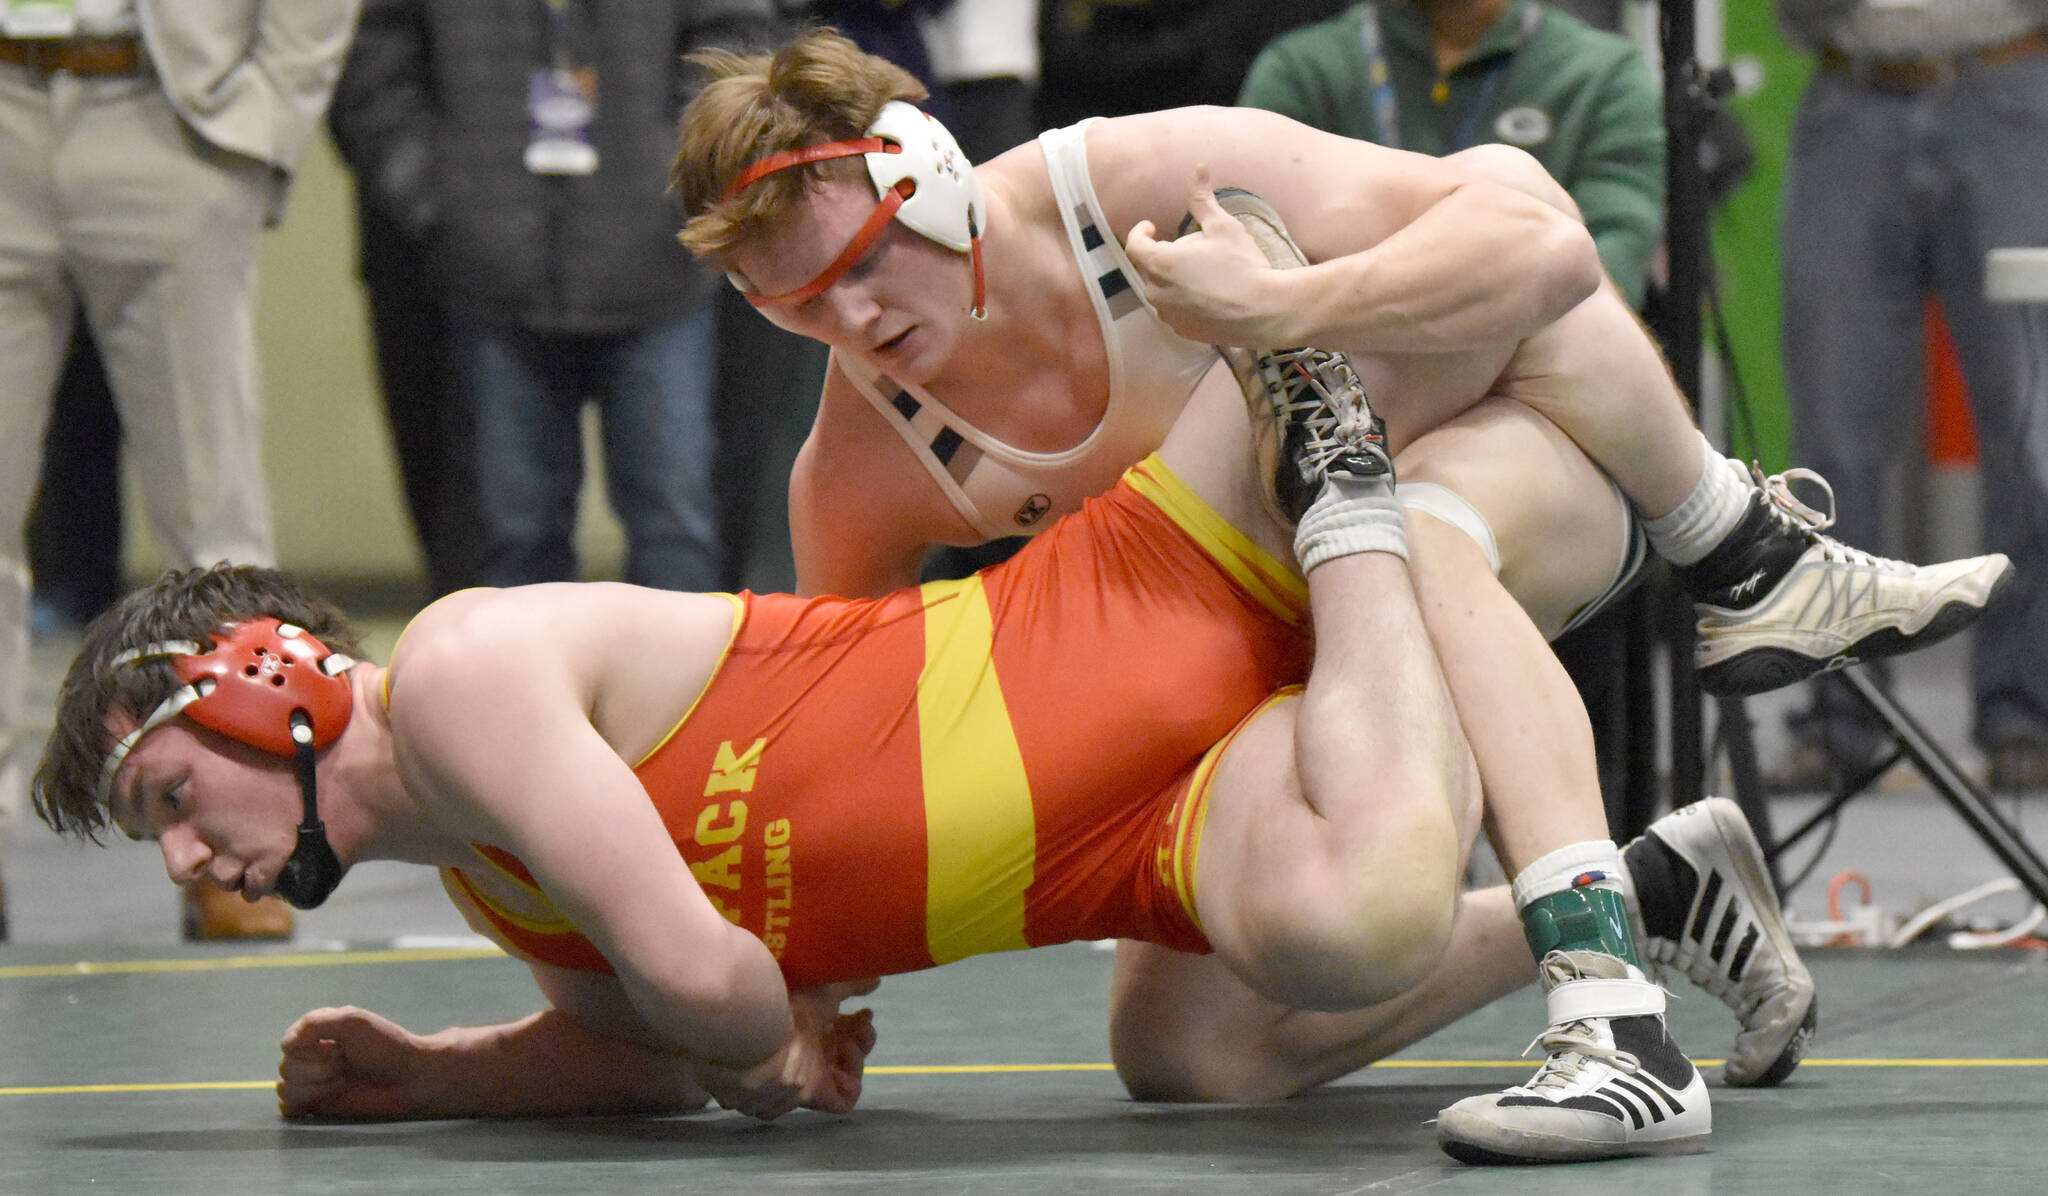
[{"xmin": 1652, "ymin": 0, "xmax": 1707, "ymax": 812}]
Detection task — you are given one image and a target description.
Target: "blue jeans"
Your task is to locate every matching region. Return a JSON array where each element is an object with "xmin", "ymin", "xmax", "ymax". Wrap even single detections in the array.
[
  {"xmin": 456, "ymin": 309, "xmax": 722, "ymax": 592},
  {"xmin": 1780, "ymin": 52, "xmax": 2048, "ymax": 750}
]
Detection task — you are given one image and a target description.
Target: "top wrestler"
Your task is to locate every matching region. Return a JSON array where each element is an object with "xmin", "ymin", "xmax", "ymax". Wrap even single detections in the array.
[
  {"xmin": 44, "ymin": 313, "xmax": 1794, "ymax": 1163},
  {"xmin": 660, "ymin": 27, "xmax": 1984, "ymax": 1153}
]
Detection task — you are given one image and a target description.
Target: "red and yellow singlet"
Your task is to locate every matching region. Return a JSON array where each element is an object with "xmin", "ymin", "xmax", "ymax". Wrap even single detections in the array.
[{"xmin": 443, "ymin": 456, "xmax": 1310, "ymax": 988}]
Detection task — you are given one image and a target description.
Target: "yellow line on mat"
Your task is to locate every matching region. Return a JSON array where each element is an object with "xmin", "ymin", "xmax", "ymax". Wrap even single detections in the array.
[
  {"xmin": 0, "ymin": 946, "xmax": 505, "ymax": 980},
  {"xmin": 11, "ymin": 1058, "xmax": 2048, "ymax": 1098},
  {"xmin": 2, "ymin": 1082, "xmax": 275, "ymax": 1096}
]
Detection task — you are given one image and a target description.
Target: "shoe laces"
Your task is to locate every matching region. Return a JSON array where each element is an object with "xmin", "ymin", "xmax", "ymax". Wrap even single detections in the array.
[
  {"xmin": 1257, "ymin": 347, "xmax": 1385, "ymax": 480},
  {"xmin": 1751, "ymin": 463, "xmax": 1835, "ymax": 533},
  {"xmin": 1518, "ymin": 1019, "xmax": 1643, "ymax": 1095},
  {"xmin": 1751, "ymin": 463, "xmax": 1908, "ymax": 574}
]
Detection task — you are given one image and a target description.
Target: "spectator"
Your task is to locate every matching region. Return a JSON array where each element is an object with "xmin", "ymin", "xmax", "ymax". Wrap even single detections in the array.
[
  {"xmin": 1773, "ymin": 0, "xmax": 2048, "ymax": 792},
  {"xmin": 28, "ymin": 321, "xmax": 125, "ymax": 639},
  {"xmin": 0, "ymin": 0, "xmax": 360, "ymax": 941},
  {"xmin": 325, "ymin": 84, "xmax": 478, "ymax": 600},
  {"xmin": 330, "ymin": 0, "xmax": 780, "ymax": 596}
]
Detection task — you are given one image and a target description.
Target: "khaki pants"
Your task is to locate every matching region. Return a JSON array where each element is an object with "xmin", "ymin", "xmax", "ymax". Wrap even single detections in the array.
[{"xmin": 0, "ymin": 60, "xmax": 274, "ymax": 850}]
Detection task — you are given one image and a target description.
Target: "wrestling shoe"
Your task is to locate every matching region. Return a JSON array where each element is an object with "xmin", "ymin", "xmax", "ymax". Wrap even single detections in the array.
[
  {"xmin": 1436, "ymin": 951, "xmax": 1710, "ymax": 1164},
  {"xmin": 1622, "ymin": 798, "xmax": 1816, "ymax": 1087},
  {"xmin": 1682, "ymin": 459, "xmax": 2012, "ymax": 697},
  {"xmin": 1239, "ymin": 345, "xmax": 1392, "ymax": 522},
  {"xmin": 1191, "ymin": 188, "xmax": 1391, "ymax": 521}
]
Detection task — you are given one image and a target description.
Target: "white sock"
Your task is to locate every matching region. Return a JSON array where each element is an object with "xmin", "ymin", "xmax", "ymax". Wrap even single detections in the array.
[
  {"xmin": 1293, "ymin": 474, "xmax": 1406, "ymax": 571},
  {"xmin": 1642, "ymin": 433, "xmax": 1753, "ymax": 566},
  {"xmin": 1511, "ymin": 839, "xmax": 1627, "ymax": 908}
]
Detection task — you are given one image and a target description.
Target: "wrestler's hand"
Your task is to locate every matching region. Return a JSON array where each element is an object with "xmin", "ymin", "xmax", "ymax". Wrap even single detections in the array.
[
  {"xmin": 791, "ymin": 981, "xmax": 879, "ymax": 1113},
  {"xmin": 697, "ymin": 981, "xmax": 879, "ymax": 1119},
  {"xmin": 278, "ymin": 1006, "xmax": 437, "ymax": 1120},
  {"xmin": 1124, "ymin": 165, "xmax": 1298, "ymax": 349}
]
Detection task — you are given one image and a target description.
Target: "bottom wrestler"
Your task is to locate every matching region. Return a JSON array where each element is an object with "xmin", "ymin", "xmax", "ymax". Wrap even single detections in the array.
[{"xmin": 35, "ymin": 357, "xmax": 1805, "ymax": 1163}]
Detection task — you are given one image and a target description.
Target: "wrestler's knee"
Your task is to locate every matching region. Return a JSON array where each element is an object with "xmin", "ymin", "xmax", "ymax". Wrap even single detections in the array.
[
  {"xmin": 1110, "ymin": 994, "xmax": 1300, "ymax": 1104},
  {"xmin": 1445, "ymin": 143, "xmax": 1582, "ymax": 222},
  {"xmin": 1240, "ymin": 873, "xmax": 1459, "ymax": 1012}
]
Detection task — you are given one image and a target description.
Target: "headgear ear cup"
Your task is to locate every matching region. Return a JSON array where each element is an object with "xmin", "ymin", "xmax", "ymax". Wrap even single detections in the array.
[
  {"xmin": 861, "ymin": 101, "xmax": 986, "ymax": 253},
  {"xmin": 100, "ymin": 619, "xmax": 357, "ymax": 908},
  {"xmin": 173, "ymin": 619, "xmax": 354, "ymax": 754}
]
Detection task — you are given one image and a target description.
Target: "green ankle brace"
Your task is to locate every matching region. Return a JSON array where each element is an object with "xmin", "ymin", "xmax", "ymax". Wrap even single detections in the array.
[{"xmin": 1520, "ymin": 884, "xmax": 1639, "ymax": 966}]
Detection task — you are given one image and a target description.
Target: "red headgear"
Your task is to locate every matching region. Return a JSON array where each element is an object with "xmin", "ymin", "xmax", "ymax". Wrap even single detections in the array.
[{"xmin": 97, "ymin": 619, "xmax": 356, "ymax": 806}]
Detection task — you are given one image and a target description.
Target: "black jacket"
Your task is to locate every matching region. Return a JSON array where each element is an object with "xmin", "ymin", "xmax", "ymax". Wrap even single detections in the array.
[{"xmin": 329, "ymin": 0, "xmax": 783, "ymax": 334}]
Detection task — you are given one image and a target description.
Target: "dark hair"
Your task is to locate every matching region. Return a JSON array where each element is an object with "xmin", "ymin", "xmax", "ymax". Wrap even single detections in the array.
[{"xmin": 34, "ymin": 564, "xmax": 364, "ymax": 842}]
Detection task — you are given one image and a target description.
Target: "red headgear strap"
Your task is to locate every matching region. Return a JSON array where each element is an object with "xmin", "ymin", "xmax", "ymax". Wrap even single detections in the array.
[
  {"xmin": 738, "ymin": 178, "xmax": 916, "ymax": 309},
  {"xmin": 724, "ymin": 137, "xmax": 892, "ymax": 199},
  {"xmin": 171, "ymin": 618, "xmax": 355, "ymax": 757}
]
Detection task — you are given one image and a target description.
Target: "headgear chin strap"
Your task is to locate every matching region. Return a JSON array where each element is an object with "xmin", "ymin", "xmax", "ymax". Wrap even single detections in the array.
[
  {"xmin": 99, "ymin": 618, "xmax": 357, "ymax": 909},
  {"xmin": 725, "ymin": 100, "xmax": 989, "ymax": 319}
]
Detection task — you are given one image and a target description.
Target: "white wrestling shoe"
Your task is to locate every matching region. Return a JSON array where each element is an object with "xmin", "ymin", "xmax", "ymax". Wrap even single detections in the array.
[
  {"xmin": 1436, "ymin": 951, "xmax": 1710, "ymax": 1164},
  {"xmin": 1622, "ymin": 798, "xmax": 1817, "ymax": 1087},
  {"xmin": 1191, "ymin": 188, "xmax": 1390, "ymax": 523},
  {"xmin": 1683, "ymin": 460, "xmax": 2012, "ymax": 697}
]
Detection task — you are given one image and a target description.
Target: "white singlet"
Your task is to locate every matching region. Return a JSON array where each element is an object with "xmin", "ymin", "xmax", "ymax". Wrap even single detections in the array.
[{"xmin": 835, "ymin": 119, "xmax": 1219, "ymax": 541}]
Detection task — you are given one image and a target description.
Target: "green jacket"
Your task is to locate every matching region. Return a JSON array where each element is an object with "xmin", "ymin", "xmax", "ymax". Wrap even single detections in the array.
[{"xmin": 1238, "ymin": 0, "xmax": 1663, "ymax": 306}]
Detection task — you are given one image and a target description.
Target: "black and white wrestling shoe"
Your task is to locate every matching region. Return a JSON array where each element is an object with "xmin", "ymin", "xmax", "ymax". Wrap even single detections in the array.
[
  {"xmin": 1623, "ymin": 797, "xmax": 1817, "ymax": 1087},
  {"xmin": 1437, "ymin": 951, "xmax": 1710, "ymax": 1164},
  {"xmin": 1683, "ymin": 459, "xmax": 2011, "ymax": 697}
]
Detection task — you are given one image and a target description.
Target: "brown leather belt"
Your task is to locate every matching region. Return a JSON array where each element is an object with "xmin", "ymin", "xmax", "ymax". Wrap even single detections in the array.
[
  {"xmin": 0, "ymin": 34, "xmax": 144, "ymax": 77},
  {"xmin": 1820, "ymin": 28, "xmax": 2048, "ymax": 94}
]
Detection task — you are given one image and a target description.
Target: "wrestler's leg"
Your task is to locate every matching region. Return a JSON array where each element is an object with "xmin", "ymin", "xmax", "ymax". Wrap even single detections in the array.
[
  {"xmin": 1193, "ymin": 333, "xmax": 1708, "ymax": 1161},
  {"xmin": 1248, "ymin": 162, "xmax": 2007, "ymax": 701},
  {"xmin": 1436, "ymin": 146, "xmax": 1715, "ymax": 516},
  {"xmin": 1157, "ymin": 365, "xmax": 1480, "ymax": 1012},
  {"xmin": 1393, "ymin": 397, "xmax": 1621, "ymax": 874},
  {"xmin": 1190, "ymin": 564, "xmax": 1480, "ymax": 1012},
  {"xmin": 1110, "ymin": 888, "xmax": 1526, "ymax": 1103}
]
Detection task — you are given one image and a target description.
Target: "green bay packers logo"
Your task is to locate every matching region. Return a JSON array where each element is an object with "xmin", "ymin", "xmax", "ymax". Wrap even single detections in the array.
[{"xmin": 1493, "ymin": 106, "xmax": 1552, "ymax": 147}]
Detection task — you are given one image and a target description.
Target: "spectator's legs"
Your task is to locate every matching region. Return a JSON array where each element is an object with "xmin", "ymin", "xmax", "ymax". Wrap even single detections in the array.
[
  {"xmin": 599, "ymin": 309, "xmax": 723, "ymax": 593},
  {"xmin": 712, "ymin": 289, "xmax": 827, "ymax": 594},
  {"xmin": 1935, "ymin": 55, "xmax": 2048, "ymax": 771},
  {"xmin": 1777, "ymin": 73, "xmax": 1922, "ymax": 774},
  {"xmin": 356, "ymin": 206, "xmax": 477, "ymax": 598},
  {"xmin": 28, "ymin": 318, "xmax": 125, "ymax": 631},
  {"xmin": 60, "ymin": 71, "xmax": 283, "ymax": 939},
  {"xmin": 462, "ymin": 320, "xmax": 586, "ymax": 586}
]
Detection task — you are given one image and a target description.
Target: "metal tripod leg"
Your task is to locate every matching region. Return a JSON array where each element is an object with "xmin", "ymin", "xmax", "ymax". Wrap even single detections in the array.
[{"xmin": 1836, "ymin": 669, "xmax": 2048, "ymax": 908}]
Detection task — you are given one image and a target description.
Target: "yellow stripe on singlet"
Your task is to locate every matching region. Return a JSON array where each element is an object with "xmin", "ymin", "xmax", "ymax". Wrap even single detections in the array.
[
  {"xmin": 916, "ymin": 575, "xmax": 1036, "ymax": 964},
  {"xmin": 1123, "ymin": 456, "xmax": 1308, "ymax": 628}
]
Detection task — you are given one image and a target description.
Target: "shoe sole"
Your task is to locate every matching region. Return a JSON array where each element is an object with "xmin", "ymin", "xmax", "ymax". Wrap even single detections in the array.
[
  {"xmin": 1176, "ymin": 186, "xmax": 1308, "ymax": 270},
  {"xmin": 1437, "ymin": 1111, "xmax": 1710, "ymax": 1164},
  {"xmin": 1439, "ymin": 1131, "xmax": 1712, "ymax": 1165},
  {"xmin": 1698, "ymin": 564, "xmax": 2014, "ymax": 697},
  {"xmin": 1690, "ymin": 798, "xmax": 1817, "ymax": 1087}
]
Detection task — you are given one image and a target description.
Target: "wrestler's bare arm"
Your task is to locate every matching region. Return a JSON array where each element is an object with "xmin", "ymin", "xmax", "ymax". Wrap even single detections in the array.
[
  {"xmin": 275, "ymin": 966, "xmax": 878, "ymax": 1120},
  {"xmin": 276, "ymin": 1001, "xmax": 710, "ymax": 1120},
  {"xmin": 790, "ymin": 364, "xmax": 981, "ymax": 598},
  {"xmin": 1098, "ymin": 108, "xmax": 1602, "ymax": 354},
  {"xmin": 386, "ymin": 601, "xmax": 795, "ymax": 1069}
]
